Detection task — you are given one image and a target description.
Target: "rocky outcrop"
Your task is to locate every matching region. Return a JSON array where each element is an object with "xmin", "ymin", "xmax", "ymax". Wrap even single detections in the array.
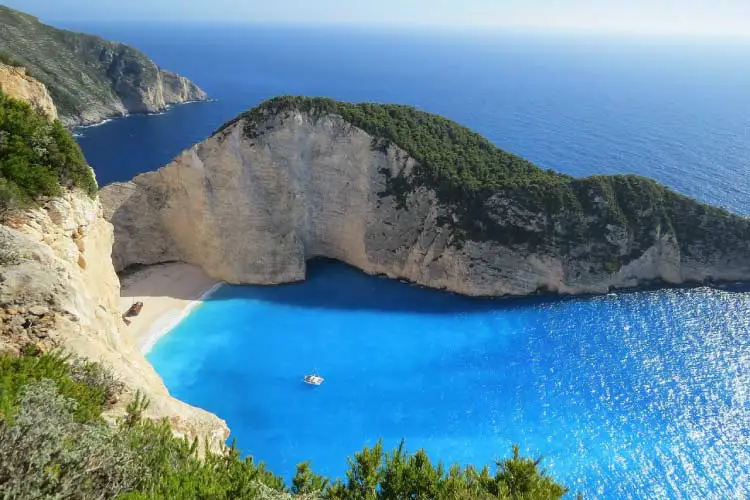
[
  {"xmin": 0, "ymin": 62, "xmax": 57, "ymax": 120},
  {"xmin": 0, "ymin": 66, "xmax": 226, "ymax": 453},
  {"xmin": 0, "ymin": 191, "xmax": 229, "ymax": 450},
  {"xmin": 0, "ymin": 6, "xmax": 208, "ymax": 126},
  {"xmin": 160, "ymin": 70, "xmax": 207, "ymax": 105},
  {"xmin": 101, "ymin": 103, "xmax": 750, "ymax": 296}
]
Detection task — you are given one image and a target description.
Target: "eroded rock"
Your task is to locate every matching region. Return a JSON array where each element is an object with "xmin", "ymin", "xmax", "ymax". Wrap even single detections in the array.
[
  {"xmin": 0, "ymin": 192, "xmax": 229, "ymax": 451},
  {"xmin": 101, "ymin": 108, "xmax": 750, "ymax": 297}
]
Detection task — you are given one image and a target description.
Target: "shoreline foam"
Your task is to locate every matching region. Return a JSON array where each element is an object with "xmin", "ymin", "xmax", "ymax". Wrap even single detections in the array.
[
  {"xmin": 119, "ymin": 262, "xmax": 222, "ymax": 354},
  {"xmin": 140, "ymin": 281, "xmax": 224, "ymax": 354}
]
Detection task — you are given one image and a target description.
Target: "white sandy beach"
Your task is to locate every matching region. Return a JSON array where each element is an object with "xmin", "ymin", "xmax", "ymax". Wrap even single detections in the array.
[{"xmin": 119, "ymin": 262, "xmax": 222, "ymax": 353}]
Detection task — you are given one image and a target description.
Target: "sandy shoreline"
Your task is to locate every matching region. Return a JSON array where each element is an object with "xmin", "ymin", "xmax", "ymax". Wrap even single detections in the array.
[{"xmin": 119, "ymin": 262, "xmax": 222, "ymax": 353}]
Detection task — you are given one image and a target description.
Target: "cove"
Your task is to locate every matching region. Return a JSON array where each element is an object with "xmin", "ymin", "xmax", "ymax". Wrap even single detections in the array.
[{"xmin": 147, "ymin": 260, "xmax": 749, "ymax": 499}]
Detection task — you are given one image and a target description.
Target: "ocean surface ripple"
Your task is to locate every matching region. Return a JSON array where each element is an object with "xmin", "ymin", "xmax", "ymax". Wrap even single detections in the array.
[
  {"xmin": 148, "ymin": 261, "xmax": 750, "ymax": 499},
  {"xmin": 69, "ymin": 24, "xmax": 750, "ymax": 497}
]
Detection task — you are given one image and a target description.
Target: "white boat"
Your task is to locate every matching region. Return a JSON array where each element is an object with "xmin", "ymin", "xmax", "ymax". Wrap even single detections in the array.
[{"xmin": 303, "ymin": 374, "xmax": 324, "ymax": 386}]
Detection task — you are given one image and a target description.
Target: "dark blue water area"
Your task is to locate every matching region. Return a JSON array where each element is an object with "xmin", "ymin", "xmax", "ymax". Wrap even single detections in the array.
[
  {"xmin": 69, "ymin": 23, "xmax": 750, "ymax": 215},
  {"xmin": 148, "ymin": 261, "xmax": 750, "ymax": 499}
]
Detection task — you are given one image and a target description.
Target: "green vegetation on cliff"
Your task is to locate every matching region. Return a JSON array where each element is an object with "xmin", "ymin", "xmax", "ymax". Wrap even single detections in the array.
[
  {"xmin": 224, "ymin": 96, "xmax": 748, "ymax": 271},
  {"xmin": 0, "ymin": 89, "xmax": 96, "ymax": 212},
  {"xmin": 0, "ymin": 352, "xmax": 571, "ymax": 499},
  {"xmin": 224, "ymin": 96, "xmax": 552, "ymax": 193},
  {"xmin": 0, "ymin": 50, "xmax": 23, "ymax": 68}
]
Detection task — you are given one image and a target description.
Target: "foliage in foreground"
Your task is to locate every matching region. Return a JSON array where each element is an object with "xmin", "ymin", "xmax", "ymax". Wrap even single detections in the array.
[
  {"xmin": 0, "ymin": 352, "xmax": 571, "ymax": 499},
  {"xmin": 0, "ymin": 89, "xmax": 97, "ymax": 216},
  {"xmin": 0, "ymin": 379, "xmax": 140, "ymax": 498}
]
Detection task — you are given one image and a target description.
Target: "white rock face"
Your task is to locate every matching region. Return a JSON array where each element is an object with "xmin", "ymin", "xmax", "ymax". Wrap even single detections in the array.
[
  {"xmin": 0, "ymin": 191, "xmax": 229, "ymax": 451},
  {"xmin": 159, "ymin": 70, "xmax": 208, "ymax": 105},
  {"xmin": 101, "ymin": 111, "xmax": 750, "ymax": 296},
  {"xmin": 0, "ymin": 62, "xmax": 57, "ymax": 120}
]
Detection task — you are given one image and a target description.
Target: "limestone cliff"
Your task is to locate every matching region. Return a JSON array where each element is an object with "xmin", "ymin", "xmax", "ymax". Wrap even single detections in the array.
[
  {"xmin": 0, "ymin": 191, "xmax": 229, "ymax": 449},
  {"xmin": 101, "ymin": 98, "xmax": 750, "ymax": 296},
  {"xmin": 0, "ymin": 6, "xmax": 208, "ymax": 127},
  {"xmin": 0, "ymin": 75, "xmax": 227, "ymax": 451},
  {"xmin": 0, "ymin": 62, "xmax": 57, "ymax": 120}
]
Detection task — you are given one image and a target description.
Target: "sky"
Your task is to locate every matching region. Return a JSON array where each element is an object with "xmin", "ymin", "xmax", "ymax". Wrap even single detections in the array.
[{"xmin": 4, "ymin": 0, "xmax": 750, "ymax": 39}]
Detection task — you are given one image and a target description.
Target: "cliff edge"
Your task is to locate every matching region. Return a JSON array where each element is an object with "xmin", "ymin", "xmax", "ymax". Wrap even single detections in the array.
[
  {"xmin": 0, "ymin": 78, "xmax": 228, "ymax": 450},
  {"xmin": 0, "ymin": 6, "xmax": 208, "ymax": 127},
  {"xmin": 101, "ymin": 97, "xmax": 750, "ymax": 296},
  {"xmin": 0, "ymin": 62, "xmax": 57, "ymax": 120},
  {"xmin": 0, "ymin": 193, "xmax": 228, "ymax": 450}
]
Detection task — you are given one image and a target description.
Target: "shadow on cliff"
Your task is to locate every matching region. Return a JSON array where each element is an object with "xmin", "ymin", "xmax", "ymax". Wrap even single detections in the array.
[
  {"xmin": 121, "ymin": 259, "xmax": 750, "ymax": 315},
  {"xmin": 189, "ymin": 259, "xmax": 582, "ymax": 315},
  {"xmin": 203, "ymin": 259, "xmax": 545, "ymax": 315}
]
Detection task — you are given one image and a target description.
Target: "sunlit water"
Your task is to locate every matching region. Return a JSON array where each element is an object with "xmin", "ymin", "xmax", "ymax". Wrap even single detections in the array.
[
  {"xmin": 148, "ymin": 261, "xmax": 750, "ymax": 499},
  {"xmin": 65, "ymin": 23, "xmax": 750, "ymax": 497}
]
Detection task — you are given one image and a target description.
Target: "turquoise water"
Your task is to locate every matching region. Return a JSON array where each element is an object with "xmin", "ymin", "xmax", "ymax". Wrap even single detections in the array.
[
  {"xmin": 148, "ymin": 261, "xmax": 750, "ymax": 499},
  {"xmin": 66, "ymin": 23, "xmax": 750, "ymax": 497}
]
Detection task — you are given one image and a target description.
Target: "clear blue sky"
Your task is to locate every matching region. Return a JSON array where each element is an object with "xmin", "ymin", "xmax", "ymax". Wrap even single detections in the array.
[{"xmin": 4, "ymin": 0, "xmax": 749, "ymax": 38}]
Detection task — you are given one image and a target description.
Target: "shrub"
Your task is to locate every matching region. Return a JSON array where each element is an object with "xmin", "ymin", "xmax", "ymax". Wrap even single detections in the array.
[
  {"xmin": 0, "ymin": 380, "xmax": 141, "ymax": 499},
  {"xmin": 326, "ymin": 439, "xmax": 567, "ymax": 500},
  {"xmin": 292, "ymin": 461, "xmax": 329, "ymax": 495},
  {"xmin": 69, "ymin": 356, "xmax": 125, "ymax": 407},
  {"xmin": 0, "ymin": 51, "xmax": 23, "ymax": 68},
  {"xmin": 0, "ymin": 351, "xmax": 116, "ymax": 423},
  {"xmin": 0, "ymin": 89, "xmax": 97, "ymax": 216}
]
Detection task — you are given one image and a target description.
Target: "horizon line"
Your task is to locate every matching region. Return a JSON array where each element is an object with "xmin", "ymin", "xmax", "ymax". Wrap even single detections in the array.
[{"xmin": 46, "ymin": 19, "xmax": 750, "ymax": 44}]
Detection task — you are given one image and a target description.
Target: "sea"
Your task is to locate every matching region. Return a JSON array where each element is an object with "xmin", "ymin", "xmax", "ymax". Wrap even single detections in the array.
[{"xmin": 66, "ymin": 22, "xmax": 750, "ymax": 499}]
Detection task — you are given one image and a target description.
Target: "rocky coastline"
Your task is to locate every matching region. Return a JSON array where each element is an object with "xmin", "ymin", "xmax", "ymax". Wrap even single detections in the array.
[
  {"xmin": 0, "ymin": 5, "xmax": 209, "ymax": 127},
  {"xmin": 101, "ymin": 99, "xmax": 750, "ymax": 297}
]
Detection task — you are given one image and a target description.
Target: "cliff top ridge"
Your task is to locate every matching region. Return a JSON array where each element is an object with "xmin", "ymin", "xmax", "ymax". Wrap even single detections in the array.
[{"xmin": 216, "ymin": 96, "xmax": 748, "ymax": 259}]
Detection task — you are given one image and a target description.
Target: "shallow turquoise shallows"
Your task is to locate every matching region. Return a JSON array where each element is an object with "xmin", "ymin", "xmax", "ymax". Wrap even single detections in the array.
[{"xmin": 148, "ymin": 260, "xmax": 749, "ymax": 499}]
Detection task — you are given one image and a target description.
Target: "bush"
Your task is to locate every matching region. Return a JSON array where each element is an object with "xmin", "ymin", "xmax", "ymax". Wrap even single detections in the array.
[
  {"xmin": 292, "ymin": 461, "xmax": 329, "ymax": 495},
  {"xmin": 0, "ymin": 351, "xmax": 119, "ymax": 423},
  {"xmin": 0, "ymin": 380, "xmax": 141, "ymax": 499},
  {"xmin": 69, "ymin": 356, "xmax": 125, "ymax": 407},
  {"xmin": 323, "ymin": 439, "xmax": 568, "ymax": 500},
  {"xmin": 0, "ymin": 89, "xmax": 97, "ymax": 216},
  {"xmin": 120, "ymin": 420, "xmax": 288, "ymax": 499},
  {"xmin": 0, "ymin": 51, "xmax": 23, "ymax": 68}
]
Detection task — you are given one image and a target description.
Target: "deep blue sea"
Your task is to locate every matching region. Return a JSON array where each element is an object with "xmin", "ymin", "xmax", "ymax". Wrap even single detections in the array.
[{"xmin": 67, "ymin": 23, "xmax": 750, "ymax": 498}]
